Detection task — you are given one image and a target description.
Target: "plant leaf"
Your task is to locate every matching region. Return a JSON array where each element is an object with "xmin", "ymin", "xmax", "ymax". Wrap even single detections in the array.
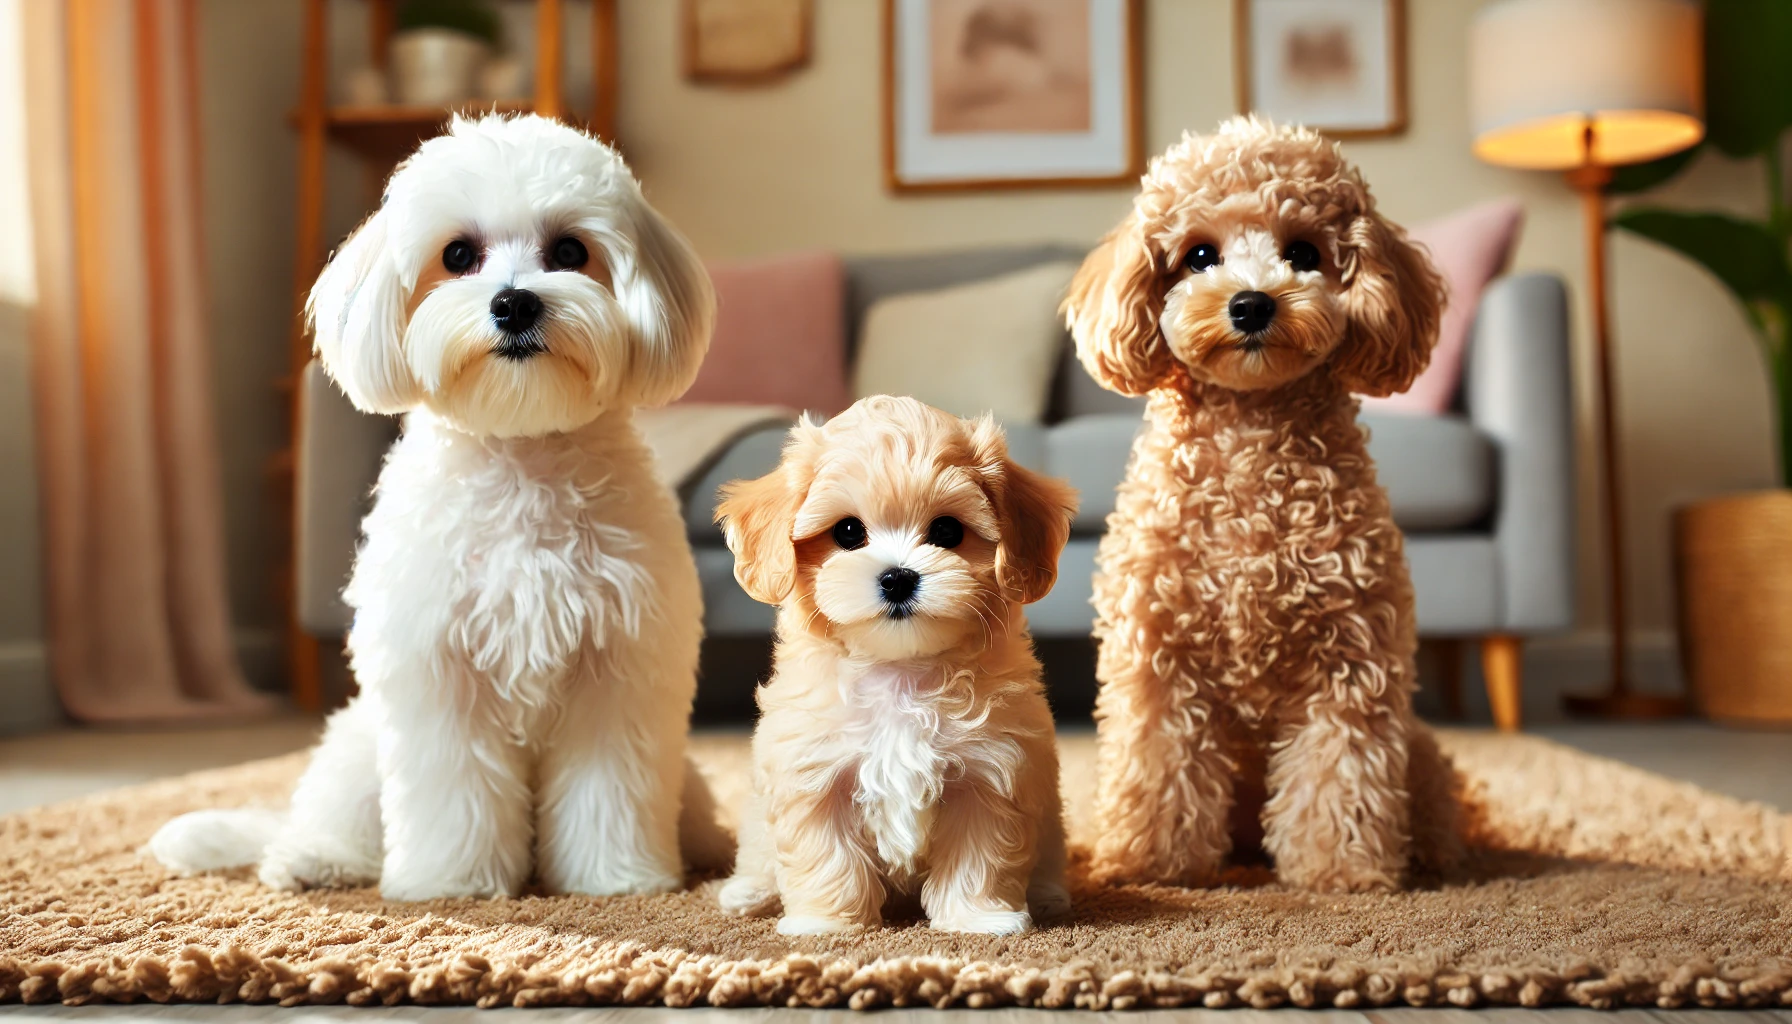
[
  {"xmin": 1705, "ymin": 0, "xmax": 1792, "ymax": 158},
  {"xmin": 1611, "ymin": 209, "xmax": 1792, "ymax": 309},
  {"xmin": 1605, "ymin": 144, "xmax": 1705, "ymax": 195}
]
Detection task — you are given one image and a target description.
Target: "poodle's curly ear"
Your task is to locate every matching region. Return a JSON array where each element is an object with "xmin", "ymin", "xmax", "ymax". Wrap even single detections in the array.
[
  {"xmin": 715, "ymin": 422, "xmax": 817, "ymax": 606},
  {"xmin": 620, "ymin": 194, "xmax": 716, "ymax": 408},
  {"xmin": 970, "ymin": 418, "xmax": 1079, "ymax": 605},
  {"xmin": 306, "ymin": 208, "xmax": 422, "ymax": 414},
  {"xmin": 1062, "ymin": 212, "xmax": 1175, "ymax": 397},
  {"xmin": 1332, "ymin": 210, "xmax": 1447, "ymax": 397}
]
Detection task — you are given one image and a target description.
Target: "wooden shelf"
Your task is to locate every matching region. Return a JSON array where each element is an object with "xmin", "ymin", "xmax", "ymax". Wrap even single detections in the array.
[{"xmin": 290, "ymin": 100, "xmax": 535, "ymax": 161}]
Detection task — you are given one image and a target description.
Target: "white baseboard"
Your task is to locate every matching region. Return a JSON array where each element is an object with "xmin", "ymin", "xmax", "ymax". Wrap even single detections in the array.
[{"xmin": 0, "ymin": 627, "xmax": 292, "ymax": 735}]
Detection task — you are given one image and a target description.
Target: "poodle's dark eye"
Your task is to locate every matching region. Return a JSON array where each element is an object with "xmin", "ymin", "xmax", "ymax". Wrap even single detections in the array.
[
  {"xmin": 1184, "ymin": 243, "xmax": 1222, "ymax": 273},
  {"xmin": 926, "ymin": 516, "xmax": 965, "ymax": 549},
  {"xmin": 1283, "ymin": 240, "xmax": 1322, "ymax": 272},
  {"xmin": 831, "ymin": 517, "xmax": 867, "ymax": 550},
  {"xmin": 549, "ymin": 236, "xmax": 588, "ymax": 270},
  {"xmin": 442, "ymin": 239, "xmax": 477, "ymax": 273}
]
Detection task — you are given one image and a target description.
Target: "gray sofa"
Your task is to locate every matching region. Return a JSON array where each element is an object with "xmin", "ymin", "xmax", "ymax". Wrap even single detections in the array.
[{"xmin": 298, "ymin": 245, "xmax": 1574, "ymax": 728}]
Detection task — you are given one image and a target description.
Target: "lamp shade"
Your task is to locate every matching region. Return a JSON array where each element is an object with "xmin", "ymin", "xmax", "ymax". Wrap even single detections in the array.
[{"xmin": 1470, "ymin": 0, "xmax": 1703, "ymax": 170}]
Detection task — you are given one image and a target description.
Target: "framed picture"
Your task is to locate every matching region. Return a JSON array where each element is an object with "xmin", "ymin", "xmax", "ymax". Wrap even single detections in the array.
[
  {"xmin": 882, "ymin": 0, "xmax": 1144, "ymax": 193},
  {"xmin": 1234, "ymin": 0, "xmax": 1407, "ymax": 138},
  {"xmin": 684, "ymin": 0, "xmax": 812, "ymax": 84}
]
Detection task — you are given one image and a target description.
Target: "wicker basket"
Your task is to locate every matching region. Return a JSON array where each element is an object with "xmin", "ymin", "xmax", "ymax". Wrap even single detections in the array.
[{"xmin": 1674, "ymin": 490, "xmax": 1792, "ymax": 726}]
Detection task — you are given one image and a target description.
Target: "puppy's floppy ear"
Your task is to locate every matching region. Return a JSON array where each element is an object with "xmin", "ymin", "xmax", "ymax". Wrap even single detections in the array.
[
  {"xmin": 619, "ymin": 193, "xmax": 716, "ymax": 408},
  {"xmin": 970, "ymin": 418, "xmax": 1079, "ymax": 605},
  {"xmin": 1062, "ymin": 210, "xmax": 1175, "ymax": 397},
  {"xmin": 715, "ymin": 421, "xmax": 816, "ymax": 606},
  {"xmin": 1331, "ymin": 209, "xmax": 1447, "ymax": 397},
  {"xmin": 306, "ymin": 207, "xmax": 421, "ymax": 414}
]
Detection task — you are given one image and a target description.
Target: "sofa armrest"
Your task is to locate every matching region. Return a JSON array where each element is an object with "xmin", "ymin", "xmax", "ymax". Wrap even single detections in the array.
[
  {"xmin": 1463, "ymin": 272, "xmax": 1576, "ymax": 633},
  {"xmin": 295, "ymin": 360, "xmax": 398, "ymax": 636}
]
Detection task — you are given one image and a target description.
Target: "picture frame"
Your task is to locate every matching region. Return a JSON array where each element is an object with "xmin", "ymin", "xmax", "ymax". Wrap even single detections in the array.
[
  {"xmin": 882, "ymin": 0, "xmax": 1144, "ymax": 193},
  {"xmin": 1234, "ymin": 0, "xmax": 1407, "ymax": 138},
  {"xmin": 683, "ymin": 0, "xmax": 813, "ymax": 84}
]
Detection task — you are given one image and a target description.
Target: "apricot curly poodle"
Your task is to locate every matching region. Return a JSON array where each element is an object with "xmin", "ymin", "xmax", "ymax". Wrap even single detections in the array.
[{"xmin": 1062, "ymin": 117, "xmax": 1459, "ymax": 893}]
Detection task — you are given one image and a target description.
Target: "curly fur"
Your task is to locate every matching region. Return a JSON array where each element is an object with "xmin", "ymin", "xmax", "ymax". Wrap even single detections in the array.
[
  {"xmin": 1062, "ymin": 117, "xmax": 1459, "ymax": 892},
  {"xmin": 713, "ymin": 397, "xmax": 1079, "ymax": 934}
]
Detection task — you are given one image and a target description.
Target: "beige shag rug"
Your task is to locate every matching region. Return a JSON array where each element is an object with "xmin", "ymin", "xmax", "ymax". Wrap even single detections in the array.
[{"xmin": 3, "ymin": 730, "xmax": 1790, "ymax": 1011}]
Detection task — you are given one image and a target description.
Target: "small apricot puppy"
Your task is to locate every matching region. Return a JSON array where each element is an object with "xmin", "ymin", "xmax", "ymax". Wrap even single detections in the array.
[
  {"xmin": 1063, "ymin": 117, "xmax": 1458, "ymax": 893},
  {"xmin": 715, "ymin": 395, "xmax": 1078, "ymax": 935}
]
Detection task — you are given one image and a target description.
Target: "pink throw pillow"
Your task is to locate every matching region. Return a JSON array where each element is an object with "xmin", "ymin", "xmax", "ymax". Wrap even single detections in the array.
[
  {"xmin": 679, "ymin": 249, "xmax": 850, "ymax": 414},
  {"xmin": 1360, "ymin": 198, "xmax": 1525, "ymax": 416}
]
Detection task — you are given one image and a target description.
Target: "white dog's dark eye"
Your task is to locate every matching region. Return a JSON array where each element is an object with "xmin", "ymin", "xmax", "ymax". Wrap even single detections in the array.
[
  {"xmin": 442, "ymin": 239, "xmax": 477, "ymax": 273},
  {"xmin": 549, "ymin": 236, "xmax": 588, "ymax": 270},
  {"xmin": 1184, "ymin": 243, "xmax": 1221, "ymax": 273},
  {"xmin": 926, "ymin": 516, "xmax": 964, "ymax": 549},
  {"xmin": 831, "ymin": 517, "xmax": 867, "ymax": 550},
  {"xmin": 1283, "ymin": 240, "xmax": 1322, "ymax": 272}
]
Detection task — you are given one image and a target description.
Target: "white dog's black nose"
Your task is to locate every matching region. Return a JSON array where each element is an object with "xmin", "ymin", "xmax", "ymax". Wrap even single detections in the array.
[
  {"xmin": 878, "ymin": 567, "xmax": 919, "ymax": 605},
  {"xmin": 490, "ymin": 288, "xmax": 543, "ymax": 335},
  {"xmin": 1228, "ymin": 291, "xmax": 1277, "ymax": 334}
]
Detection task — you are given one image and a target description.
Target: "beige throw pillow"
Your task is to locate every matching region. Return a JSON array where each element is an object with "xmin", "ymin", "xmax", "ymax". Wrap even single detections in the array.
[{"xmin": 852, "ymin": 262, "xmax": 1078, "ymax": 424}]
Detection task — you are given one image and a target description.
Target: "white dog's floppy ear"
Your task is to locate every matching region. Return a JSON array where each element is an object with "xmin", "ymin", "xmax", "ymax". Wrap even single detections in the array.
[
  {"xmin": 619, "ymin": 197, "xmax": 716, "ymax": 408},
  {"xmin": 306, "ymin": 208, "xmax": 420, "ymax": 414},
  {"xmin": 969, "ymin": 417, "xmax": 1079, "ymax": 605}
]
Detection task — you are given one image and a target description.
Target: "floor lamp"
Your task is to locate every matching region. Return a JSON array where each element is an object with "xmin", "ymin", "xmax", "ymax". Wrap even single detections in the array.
[{"xmin": 1468, "ymin": 0, "xmax": 1705, "ymax": 718}]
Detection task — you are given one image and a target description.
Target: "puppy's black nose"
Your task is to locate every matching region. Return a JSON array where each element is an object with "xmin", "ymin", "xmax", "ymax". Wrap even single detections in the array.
[
  {"xmin": 1228, "ymin": 290, "xmax": 1277, "ymax": 334},
  {"xmin": 877, "ymin": 567, "xmax": 920, "ymax": 604},
  {"xmin": 490, "ymin": 288, "xmax": 543, "ymax": 335}
]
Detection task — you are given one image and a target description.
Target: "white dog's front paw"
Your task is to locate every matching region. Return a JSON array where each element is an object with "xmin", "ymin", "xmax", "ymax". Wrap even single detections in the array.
[
  {"xmin": 258, "ymin": 843, "xmax": 379, "ymax": 893},
  {"xmin": 543, "ymin": 861, "xmax": 682, "ymax": 897},
  {"xmin": 931, "ymin": 908, "xmax": 1033, "ymax": 935},
  {"xmin": 1027, "ymin": 881, "xmax": 1072, "ymax": 919},
  {"xmin": 718, "ymin": 875, "xmax": 779, "ymax": 916},
  {"xmin": 777, "ymin": 914, "xmax": 865, "ymax": 935}
]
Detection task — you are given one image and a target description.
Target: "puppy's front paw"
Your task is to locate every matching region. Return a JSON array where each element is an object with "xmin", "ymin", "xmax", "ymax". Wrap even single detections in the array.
[
  {"xmin": 930, "ymin": 908, "xmax": 1033, "ymax": 935},
  {"xmin": 718, "ymin": 875, "xmax": 779, "ymax": 917},
  {"xmin": 777, "ymin": 914, "xmax": 866, "ymax": 936},
  {"xmin": 1027, "ymin": 881, "xmax": 1072, "ymax": 919}
]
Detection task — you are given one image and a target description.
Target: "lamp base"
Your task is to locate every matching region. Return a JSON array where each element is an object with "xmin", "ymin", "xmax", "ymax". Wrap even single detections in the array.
[{"xmin": 1563, "ymin": 689, "xmax": 1689, "ymax": 719}]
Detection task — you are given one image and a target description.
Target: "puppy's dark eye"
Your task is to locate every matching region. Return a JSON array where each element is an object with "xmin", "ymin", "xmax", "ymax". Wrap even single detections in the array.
[
  {"xmin": 926, "ymin": 516, "xmax": 964, "ymax": 549},
  {"xmin": 549, "ymin": 236, "xmax": 589, "ymax": 270},
  {"xmin": 442, "ymin": 239, "xmax": 477, "ymax": 273},
  {"xmin": 1184, "ymin": 242, "xmax": 1222, "ymax": 273},
  {"xmin": 831, "ymin": 517, "xmax": 867, "ymax": 550},
  {"xmin": 1283, "ymin": 240, "xmax": 1322, "ymax": 272}
]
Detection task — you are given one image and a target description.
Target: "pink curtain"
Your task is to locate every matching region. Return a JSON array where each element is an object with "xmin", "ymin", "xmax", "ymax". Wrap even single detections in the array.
[{"xmin": 24, "ymin": 0, "xmax": 274, "ymax": 722}]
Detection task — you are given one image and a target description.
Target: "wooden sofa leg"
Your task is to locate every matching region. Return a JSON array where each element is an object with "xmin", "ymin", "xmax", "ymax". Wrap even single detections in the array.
[{"xmin": 1481, "ymin": 634, "xmax": 1524, "ymax": 732}]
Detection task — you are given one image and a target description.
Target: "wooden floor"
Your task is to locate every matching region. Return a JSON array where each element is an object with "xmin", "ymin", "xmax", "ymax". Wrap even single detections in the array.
[{"xmin": 2, "ymin": 719, "xmax": 1789, "ymax": 1021}]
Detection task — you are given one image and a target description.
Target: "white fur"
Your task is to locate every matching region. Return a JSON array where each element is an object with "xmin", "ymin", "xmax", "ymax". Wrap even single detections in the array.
[{"xmin": 150, "ymin": 115, "xmax": 724, "ymax": 900}]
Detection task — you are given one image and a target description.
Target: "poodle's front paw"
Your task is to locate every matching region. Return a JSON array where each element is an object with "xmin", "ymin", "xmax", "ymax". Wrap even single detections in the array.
[
  {"xmin": 718, "ymin": 875, "xmax": 779, "ymax": 917},
  {"xmin": 930, "ymin": 908, "xmax": 1033, "ymax": 935},
  {"xmin": 1026, "ymin": 881, "xmax": 1072, "ymax": 919},
  {"xmin": 777, "ymin": 914, "xmax": 868, "ymax": 935}
]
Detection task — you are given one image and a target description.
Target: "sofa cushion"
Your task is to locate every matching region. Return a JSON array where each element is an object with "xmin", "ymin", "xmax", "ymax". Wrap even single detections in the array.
[
  {"xmin": 682, "ymin": 423, "xmax": 790, "ymax": 544},
  {"xmin": 682, "ymin": 250, "xmax": 849, "ymax": 414},
  {"xmin": 1042, "ymin": 411, "xmax": 1494, "ymax": 536},
  {"xmin": 854, "ymin": 263, "xmax": 1079, "ymax": 424}
]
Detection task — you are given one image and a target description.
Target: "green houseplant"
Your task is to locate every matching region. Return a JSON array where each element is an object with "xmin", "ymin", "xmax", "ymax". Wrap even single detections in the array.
[
  {"xmin": 1611, "ymin": 0, "xmax": 1792, "ymax": 725},
  {"xmin": 389, "ymin": 0, "xmax": 502, "ymax": 106}
]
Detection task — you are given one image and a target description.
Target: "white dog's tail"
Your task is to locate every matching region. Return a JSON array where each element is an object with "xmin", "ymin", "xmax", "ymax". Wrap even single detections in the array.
[{"xmin": 147, "ymin": 808, "xmax": 284, "ymax": 875}]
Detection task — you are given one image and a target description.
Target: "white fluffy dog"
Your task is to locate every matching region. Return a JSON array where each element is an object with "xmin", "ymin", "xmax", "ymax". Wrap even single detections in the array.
[{"xmin": 151, "ymin": 114, "xmax": 726, "ymax": 900}]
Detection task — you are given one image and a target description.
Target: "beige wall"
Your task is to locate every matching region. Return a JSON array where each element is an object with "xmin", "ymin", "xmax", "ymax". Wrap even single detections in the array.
[{"xmin": 608, "ymin": 0, "xmax": 1780, "ymax": 641}]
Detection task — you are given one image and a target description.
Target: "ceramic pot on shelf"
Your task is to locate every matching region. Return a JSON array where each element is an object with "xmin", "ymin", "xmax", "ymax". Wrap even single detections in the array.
[
  {"xmin": 1674, "ymin": 489, "xmax": 1792, "ymax": 726},
  {"xmin": 389, "ymin": 28, "xmax": 490, "ymax": 106}
]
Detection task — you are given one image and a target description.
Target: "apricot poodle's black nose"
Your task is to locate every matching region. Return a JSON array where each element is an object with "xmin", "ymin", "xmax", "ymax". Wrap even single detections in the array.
[
  {"xmin": 878, "ymin": 567, "xmax": 920, "ymax": 605},
  {"xmin": 490, "ymin": 288, "xmax": 543, "ymax": 335},
  {"xmin": 1228, "ymin": 290, "xmax": 1277, "ymax": 334}
]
